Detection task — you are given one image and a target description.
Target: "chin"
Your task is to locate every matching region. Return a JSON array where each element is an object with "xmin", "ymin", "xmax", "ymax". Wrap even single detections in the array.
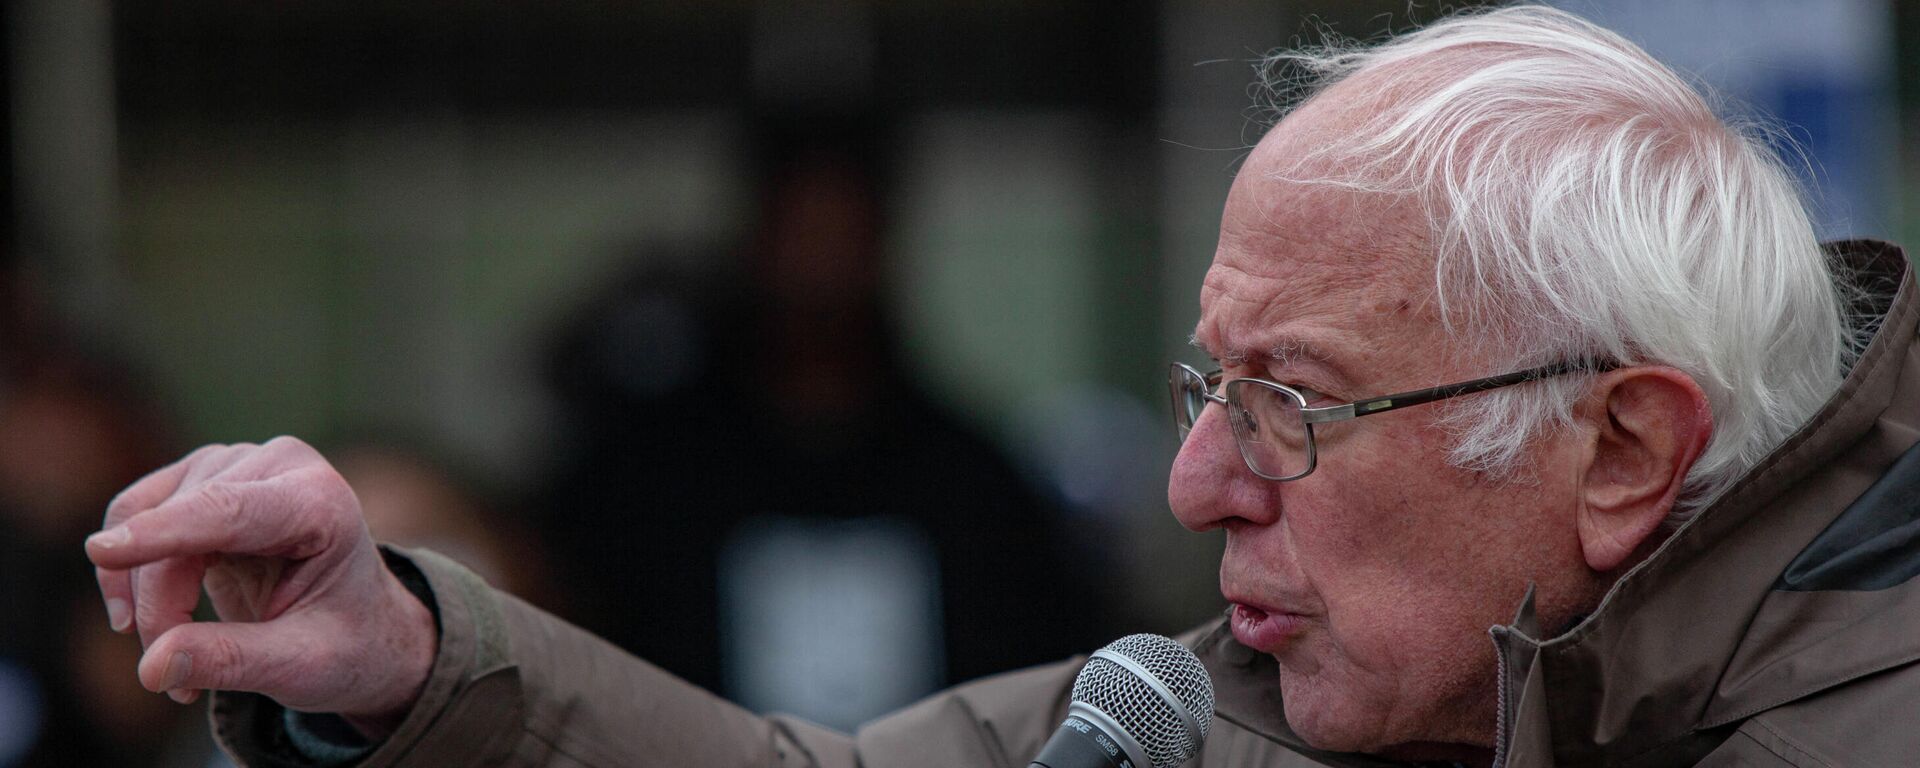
[
  {"xmin": 1278, "ymin": 679, "xmax": 1390, "ymax": 754},
  {"xmin": 1279, "ymin": 677, "xmax": 1491, "ymax": 763}
]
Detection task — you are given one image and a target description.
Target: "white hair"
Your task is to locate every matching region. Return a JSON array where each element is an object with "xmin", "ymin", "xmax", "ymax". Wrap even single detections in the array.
[{"xmin": 1256, "ymin": 5, "xmax": 1862, "ymax": 517}]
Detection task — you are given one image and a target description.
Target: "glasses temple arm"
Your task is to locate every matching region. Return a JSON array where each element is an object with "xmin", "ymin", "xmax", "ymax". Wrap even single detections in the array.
[{"xmin": 1304, "ymin": 360, "xmax": 1609, "ymax": 423}]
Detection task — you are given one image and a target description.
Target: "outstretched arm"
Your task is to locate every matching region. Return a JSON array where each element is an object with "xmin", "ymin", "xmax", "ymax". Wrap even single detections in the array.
[{"xmin": 84, "ymin": 437, "xmax": 1080, "ymax": 768}]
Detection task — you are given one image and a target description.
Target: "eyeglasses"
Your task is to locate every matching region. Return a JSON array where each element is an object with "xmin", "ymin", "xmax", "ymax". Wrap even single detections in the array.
[{"xmin": 1168, "ymin": 359, "xmax": 1607, "ymax": 481}]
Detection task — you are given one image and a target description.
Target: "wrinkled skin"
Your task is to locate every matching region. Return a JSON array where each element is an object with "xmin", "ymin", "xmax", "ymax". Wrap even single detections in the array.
[
  {"xmin": 1167, "ymin": 87, "xmax": 1613, "ymax": 764},
  {"xmin": 84, "ymin": 436, "xmax": 435, "ymax": 736}
]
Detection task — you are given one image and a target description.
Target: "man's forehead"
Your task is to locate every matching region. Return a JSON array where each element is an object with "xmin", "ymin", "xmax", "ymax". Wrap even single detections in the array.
[
  {"xmin": 1196, "ymin": 141, "xmax": 1439, "ymax": 378},
  {"xmin": 1201, "ymin": 183, "xmax": 1428, "ymax": 314}
]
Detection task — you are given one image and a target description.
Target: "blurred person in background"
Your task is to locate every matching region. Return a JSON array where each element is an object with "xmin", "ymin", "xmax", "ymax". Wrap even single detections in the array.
[
  {"xmin": 330, "ymin": 439, "xmax": 557, "ymax": 611},
  {"xmin": 536, "ymin": 118, "xmax": 1114, "ymax": 728}
]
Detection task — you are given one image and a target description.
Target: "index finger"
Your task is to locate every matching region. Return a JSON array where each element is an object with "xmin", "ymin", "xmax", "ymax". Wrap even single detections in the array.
[
  {"xmin": 102, "ymin": 443, "xmax": 228, "ymax": 529},
  {"xmin": 86, "ymin": 477, "xmax": 333, "ymax": 572}
]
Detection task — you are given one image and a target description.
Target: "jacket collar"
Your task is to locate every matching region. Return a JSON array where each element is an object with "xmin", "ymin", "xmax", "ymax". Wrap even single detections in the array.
[{"xmin": 1200, "ymin": 240, "xmax": 1920, "ymax": 767}]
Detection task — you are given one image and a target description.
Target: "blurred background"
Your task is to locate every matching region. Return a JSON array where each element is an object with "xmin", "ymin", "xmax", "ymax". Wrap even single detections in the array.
[{"xmin": 0, "ymin": 0, "xmax": 1908, "ymax": 765}]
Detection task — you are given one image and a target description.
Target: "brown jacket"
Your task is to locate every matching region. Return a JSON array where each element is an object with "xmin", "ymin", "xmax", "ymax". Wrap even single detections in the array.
[{"xmin": 215, "ymin": 240, "xmax": 1920, "ymax": 768}]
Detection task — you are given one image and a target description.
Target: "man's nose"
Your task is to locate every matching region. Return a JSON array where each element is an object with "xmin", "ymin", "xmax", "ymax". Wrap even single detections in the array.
[{"xmin": 1168, "ymin": 403, "xmax": 1273, "ymax": 531}]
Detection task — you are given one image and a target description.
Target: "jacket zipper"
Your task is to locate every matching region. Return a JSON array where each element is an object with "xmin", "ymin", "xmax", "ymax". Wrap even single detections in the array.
[{"xmin": 1489, "ymin": 627, "xmax": 1515, "ymax": 768}]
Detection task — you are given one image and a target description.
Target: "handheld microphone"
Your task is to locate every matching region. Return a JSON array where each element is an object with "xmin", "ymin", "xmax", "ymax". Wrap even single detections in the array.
[{"xmin": 1028, "ymin": 634, "xmax": 1215, "ymax": 768}]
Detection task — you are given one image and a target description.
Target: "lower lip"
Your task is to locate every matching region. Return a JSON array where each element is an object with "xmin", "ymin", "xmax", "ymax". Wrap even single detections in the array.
[{"xmin": 1231, "ymin": 603, "xmax": 1306, "ymax": 652}]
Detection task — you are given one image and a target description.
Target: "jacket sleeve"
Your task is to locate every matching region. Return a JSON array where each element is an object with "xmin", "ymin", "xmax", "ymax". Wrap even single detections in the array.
[{"xmin": 210, "ymin": 546, "xmax": 1081, "ymax": 768}]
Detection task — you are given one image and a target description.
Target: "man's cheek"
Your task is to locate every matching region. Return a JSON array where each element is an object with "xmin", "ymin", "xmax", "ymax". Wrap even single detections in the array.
[{"xmin": 1290, "ymin": 478, "xmax": 1402, "ymax": 557}]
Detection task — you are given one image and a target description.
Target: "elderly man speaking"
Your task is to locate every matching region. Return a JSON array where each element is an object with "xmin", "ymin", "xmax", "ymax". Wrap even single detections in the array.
[{"xmin": 84, "ymin": 7, "xmax": 1920, "ymax": 768}]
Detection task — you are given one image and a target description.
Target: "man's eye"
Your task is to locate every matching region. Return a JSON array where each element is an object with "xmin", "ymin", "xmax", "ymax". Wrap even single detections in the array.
[{"xmin": 1293, "ymin": 386, "xmax": 1338, "ymax": 406}]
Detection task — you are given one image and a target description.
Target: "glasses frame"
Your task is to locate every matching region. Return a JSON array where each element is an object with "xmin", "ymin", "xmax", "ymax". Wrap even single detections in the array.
[{"xmin": 1169, "ymin": 359, "xmax": 1608, "ymax": 481}]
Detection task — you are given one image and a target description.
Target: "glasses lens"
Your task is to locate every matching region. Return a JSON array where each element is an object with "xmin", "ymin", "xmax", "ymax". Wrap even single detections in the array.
[
  {"xmin": 1169, "ymin": 365, "xmax": 1209, "ymax": 439},
  {"xmin": 1226, "ymin": 380, "xmax": 1309, "ymax": 479}
]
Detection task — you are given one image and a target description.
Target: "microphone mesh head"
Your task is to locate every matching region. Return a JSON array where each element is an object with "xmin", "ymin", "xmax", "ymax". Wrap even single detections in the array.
[{"xmin": 1069, "ymin": 633, "xmax": 1215, "ymax": 768}]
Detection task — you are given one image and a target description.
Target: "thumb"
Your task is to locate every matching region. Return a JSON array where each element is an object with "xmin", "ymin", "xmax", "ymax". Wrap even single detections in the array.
[{"xmin": 140, "ymin": 620, "xmax": 322, "ymax": 705}]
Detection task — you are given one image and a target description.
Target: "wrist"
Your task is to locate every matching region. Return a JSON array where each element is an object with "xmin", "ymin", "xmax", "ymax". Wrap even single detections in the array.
[{"xmin": 340, "ymin": 571, "xmax": 438, "ymax": 740}]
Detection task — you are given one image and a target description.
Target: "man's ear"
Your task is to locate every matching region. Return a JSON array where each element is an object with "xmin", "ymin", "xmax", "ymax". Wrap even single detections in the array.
[{"xmin": 1573, "ymin": 366, "xmax": 1712, "ymax": 573}]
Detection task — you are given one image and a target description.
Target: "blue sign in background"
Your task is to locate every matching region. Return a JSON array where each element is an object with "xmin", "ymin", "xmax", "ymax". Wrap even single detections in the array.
[{"xmin": 1553, "ymin": 0, "xmax": 1895, "ymax": 240}]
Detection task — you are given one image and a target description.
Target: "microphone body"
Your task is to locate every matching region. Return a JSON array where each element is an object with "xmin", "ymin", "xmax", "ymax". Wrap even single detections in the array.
[
  {"xmin": 1028, "ymin": 703, "xmax": 1149, "ymax": 768},
  {"xmin": 1028, "ymin": 634, "xmax": 1215, "ymax": 768}
]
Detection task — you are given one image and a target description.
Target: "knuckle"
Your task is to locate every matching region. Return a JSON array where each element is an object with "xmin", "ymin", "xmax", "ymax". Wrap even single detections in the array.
[
  {"xmin": 292, "ymin": 464, "xmax": 357, "ymax": 520},
  {"xmin": 183, "ymin": 443, "xmax": 230, "ymax": 465},
  {"xmin": 264, "ymin": 434, "xmax": 307, "ymax": 450},
  {"xmin": 181, "ymin": 443, "xmax": 232, "ymax": 472},
  {"xmin": 197, "ymin": 481, "xmax": 246, "ymax": 524},
  {"xmin": 263, "ymin": 435, "xmax": 318, "ymax": 463},
  {"xmin": 201, "ymin": 632, "xmax": 248, "ymax": 689},
  {"xmin": 187, "ymin": 483, "xmax": 256, "ymax": 549},
  {"xmin": 243, "ymin": 471, "xmax": 352, "ymax": 558},
  {"xmin": 294, "ymin": 481, "xmax": 358, "ymax": 555}
]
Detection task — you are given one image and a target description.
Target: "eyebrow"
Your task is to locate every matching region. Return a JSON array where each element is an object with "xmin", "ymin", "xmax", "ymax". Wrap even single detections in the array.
[{"xmin": 1188, "ymin": 333, "xmax": 1341, "ymax": 374}]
